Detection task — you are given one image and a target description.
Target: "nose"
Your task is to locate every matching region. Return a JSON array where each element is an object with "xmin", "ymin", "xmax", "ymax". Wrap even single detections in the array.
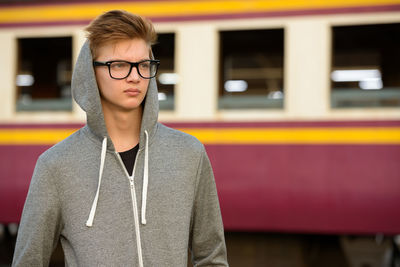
[{"xmin": 126, "ymin": 66, "xmax": 141, "ymax": 82}]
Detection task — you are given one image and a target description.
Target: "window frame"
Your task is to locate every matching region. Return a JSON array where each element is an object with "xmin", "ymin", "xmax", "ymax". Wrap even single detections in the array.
[
  {"xmin": 330, "ymin": 22, "xmax": 400, "ymax": 109},
  {"xmin": 218, "ymin": 28, "xmax": 285, "ymax": 111}
]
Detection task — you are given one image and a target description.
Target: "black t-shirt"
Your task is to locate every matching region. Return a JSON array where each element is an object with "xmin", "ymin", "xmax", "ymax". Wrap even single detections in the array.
[{"xmin": 119, "ymin": 144, "xmax": 139, "ymax": 176}]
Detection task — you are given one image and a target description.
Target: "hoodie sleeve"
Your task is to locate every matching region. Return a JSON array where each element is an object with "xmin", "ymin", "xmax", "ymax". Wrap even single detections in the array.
[
  {"xmin": 12, "ymin": 155, "xmax": 62, "ymax": 267},
  {"xmin": 190, "ymin": 147, "xmax": 229, "ymax": 267}
]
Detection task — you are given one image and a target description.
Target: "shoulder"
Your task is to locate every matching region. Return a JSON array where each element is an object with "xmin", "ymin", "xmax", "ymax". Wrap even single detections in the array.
[
  {"xmin": 155, "ymin": 123, "xmax": 205, "ymax": 154},
  {"xmin": 38, "ymin": 127, "xmax": 86, "ymax": 168}
]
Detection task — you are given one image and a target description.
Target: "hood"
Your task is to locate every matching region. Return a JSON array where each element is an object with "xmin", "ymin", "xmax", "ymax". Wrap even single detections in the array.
[{"xmin": 71, "ymin": 40, "xmax": 159, "ymax": 151}]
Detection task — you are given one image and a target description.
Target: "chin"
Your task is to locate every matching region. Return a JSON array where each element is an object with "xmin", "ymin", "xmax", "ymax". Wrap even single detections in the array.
[{"xmin": 121, "ymin": 101, "xmax": 144, "ymax": 111}]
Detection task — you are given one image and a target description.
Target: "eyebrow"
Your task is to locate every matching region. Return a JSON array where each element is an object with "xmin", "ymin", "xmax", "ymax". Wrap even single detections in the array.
[{"xmin": 106, "ymin": 58, "xmax": 151, "ymax": 62}]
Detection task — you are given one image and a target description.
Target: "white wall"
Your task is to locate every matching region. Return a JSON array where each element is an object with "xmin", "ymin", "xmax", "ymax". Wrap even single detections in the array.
[{"xmin": 0, "ymin": 11, "xmax": 399, "ymax": 123}]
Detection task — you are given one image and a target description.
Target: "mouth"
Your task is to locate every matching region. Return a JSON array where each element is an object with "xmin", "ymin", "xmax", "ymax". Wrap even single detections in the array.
[{"xmin": 124, "ymin": 88, "xmax": 141, "ymax": 96}]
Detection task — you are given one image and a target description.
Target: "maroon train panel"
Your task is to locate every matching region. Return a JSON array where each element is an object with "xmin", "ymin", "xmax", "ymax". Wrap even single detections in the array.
[
  {"xmin": 0, "ymin": 122, "xmax": 399, "ymax": 235},
  {"xmin": 0, "ymin": 145, "xmax": 49, "ymax": 223},
  {"xmin": 207, "ymin": 144, "xmax": 400, "ymax": 234}
]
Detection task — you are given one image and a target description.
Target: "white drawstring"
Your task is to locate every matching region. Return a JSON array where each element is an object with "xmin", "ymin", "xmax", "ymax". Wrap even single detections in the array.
[
  {"xmin": 86, "ymin": 137, "xmax": 107, "ymax": 227},
  {"xmin": 141, "ymin": 130, "xmax": 149, "ymax": 225},
  {"xmin": 85, "ymin": 132, "xmax": 149, "ymax": 227}
]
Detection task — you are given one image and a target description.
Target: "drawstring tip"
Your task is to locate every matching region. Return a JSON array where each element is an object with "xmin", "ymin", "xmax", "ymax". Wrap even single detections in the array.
[
  {"xmin": 86, "ymin": 220, "xmax": 93, "ymax": 227},
  {"xmin": 141, "ymin": 218, "xmax": 147, "ymax": 225}
]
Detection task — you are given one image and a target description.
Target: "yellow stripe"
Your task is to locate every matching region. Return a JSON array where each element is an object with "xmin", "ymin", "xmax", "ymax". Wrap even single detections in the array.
[
  {"xmin": 0, "ymin": 127, "xmax": 399, "ymax": 145},
  {"xmin": 0, "ymin": 129, "xmax": 77, "ymax": 145},
  {"xmin": 0, "ymin": 0, "xmax": 399, "ymax": 24},
  {"xmin": 181, "ymin": 127, "xmax": 400, "ymax": 144}
]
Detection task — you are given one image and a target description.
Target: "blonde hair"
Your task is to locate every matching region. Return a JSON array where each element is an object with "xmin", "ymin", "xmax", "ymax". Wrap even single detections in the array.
[{"xmin": 85, "ymin": 10, "xmax": 157, "ymax": 59}]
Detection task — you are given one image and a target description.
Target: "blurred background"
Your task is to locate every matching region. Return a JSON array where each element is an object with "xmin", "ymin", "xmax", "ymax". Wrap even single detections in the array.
[{"xmin": 0, "ymin": 0, "xmax": 400, "ymax": 266}]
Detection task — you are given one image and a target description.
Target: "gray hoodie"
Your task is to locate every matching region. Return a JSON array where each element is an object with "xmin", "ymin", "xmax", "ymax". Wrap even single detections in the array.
[{"xmin": 12, "ymin": 41, "xmax": 228, "ymax": 267}]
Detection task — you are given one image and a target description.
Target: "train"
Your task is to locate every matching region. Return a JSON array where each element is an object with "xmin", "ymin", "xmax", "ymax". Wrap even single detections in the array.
[{"xmin": 0, "ymin": 0, "xmax": 400, "ymax": 266}]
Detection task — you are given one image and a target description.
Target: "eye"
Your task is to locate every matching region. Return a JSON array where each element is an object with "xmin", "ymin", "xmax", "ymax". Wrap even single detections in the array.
[
  {"xmin": 139, "ymin": 61, "xmax": 151, "ymax": 69},
  {"xmin": 111, "ymin": 62, "xmax": 129, "ymax": 70}
]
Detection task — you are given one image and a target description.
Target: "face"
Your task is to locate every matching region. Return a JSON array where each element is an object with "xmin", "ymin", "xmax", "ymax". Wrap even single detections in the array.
[{"xmin": 94, "ymin": 38, "xmax": 151, "ymax": 112}]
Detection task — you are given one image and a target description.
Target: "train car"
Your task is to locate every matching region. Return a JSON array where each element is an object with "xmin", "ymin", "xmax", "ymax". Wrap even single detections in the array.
[{"xmin": 0, "ymin": 0, "xmax": 400, "ymax": 266}]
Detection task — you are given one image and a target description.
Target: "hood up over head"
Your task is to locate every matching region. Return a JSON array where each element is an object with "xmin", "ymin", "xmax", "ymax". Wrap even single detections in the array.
[{"xmin": 71, "ymin": 40, "xmax": 159, "ymax": 151}]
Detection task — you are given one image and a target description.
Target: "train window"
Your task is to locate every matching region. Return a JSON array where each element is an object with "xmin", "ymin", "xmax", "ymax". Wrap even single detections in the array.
[
  {"xmin": 331, "ymin": 23, "xmax": 400, "ymax": 108},
  {"xmin": 219, "ymin": 29, "xmax": 284, "ymax": 109},
  {"xmin": 152, "ymin": 33, "xmax": 175, "ymax": 110},
  {"xmin": 16, "ymin": 37, "xmax": 72, "ymax": 111}
]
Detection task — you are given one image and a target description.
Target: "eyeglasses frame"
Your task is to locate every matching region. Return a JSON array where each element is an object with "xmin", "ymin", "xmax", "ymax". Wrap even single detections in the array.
[{"xmin": 93, "ymin": 59, "xmax": 160, "ymax": 80}]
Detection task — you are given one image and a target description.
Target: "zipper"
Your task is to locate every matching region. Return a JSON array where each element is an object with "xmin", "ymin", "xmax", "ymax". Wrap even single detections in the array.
[{"xmin": 115, "ymin": 151, "xmax": 144, "ymax": 267}]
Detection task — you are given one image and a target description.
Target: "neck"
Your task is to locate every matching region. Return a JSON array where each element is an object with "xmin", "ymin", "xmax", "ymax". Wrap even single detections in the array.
[{"xmin": 102, "ymin": 103, "xmax": 143, "ymax": 152}]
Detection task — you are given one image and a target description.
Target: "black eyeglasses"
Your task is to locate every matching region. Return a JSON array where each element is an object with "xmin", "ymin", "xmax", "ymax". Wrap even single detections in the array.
[{"xmin": 93, "ymin": 59, "xmax": 160, "ymax": 80}]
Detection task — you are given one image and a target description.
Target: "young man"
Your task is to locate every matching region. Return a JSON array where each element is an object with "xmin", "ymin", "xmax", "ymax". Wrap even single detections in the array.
[{"xmin": 12, "ymin": 10, "xmax": 228, "ymax": 267}]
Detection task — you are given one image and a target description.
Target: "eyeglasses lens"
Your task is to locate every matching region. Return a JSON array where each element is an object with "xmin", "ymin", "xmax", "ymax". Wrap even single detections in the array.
[{"xmin": 110, "ymin": 61, "xmax": 157, "ymax": 79}]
